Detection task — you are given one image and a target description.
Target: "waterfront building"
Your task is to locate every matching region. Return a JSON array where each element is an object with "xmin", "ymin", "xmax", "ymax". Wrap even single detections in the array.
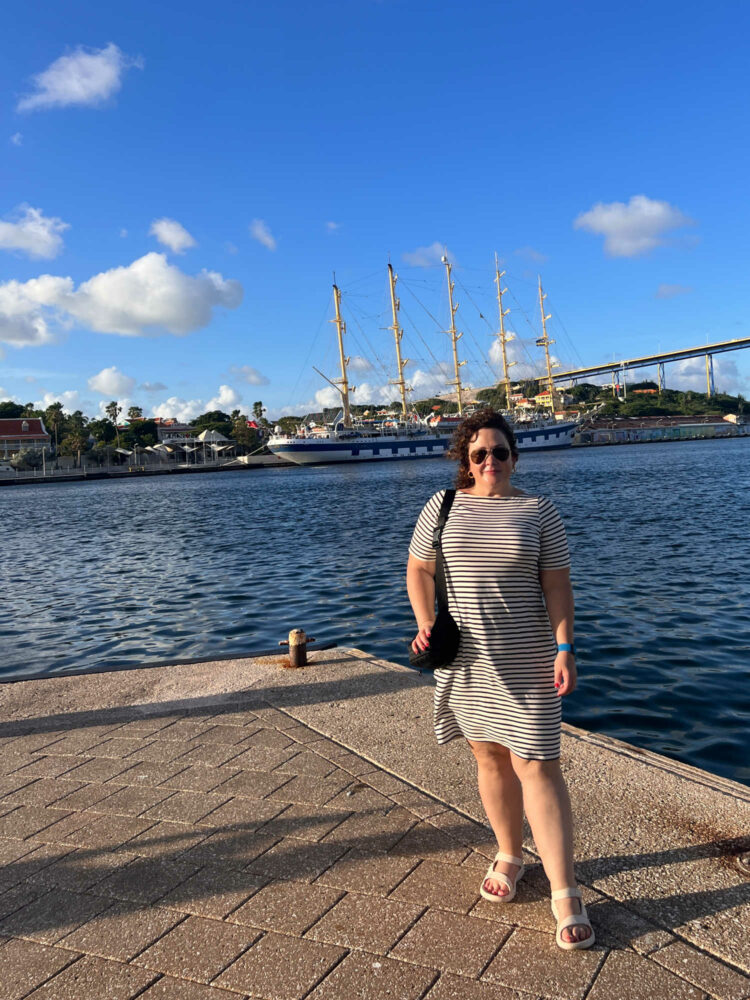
[{"xmin": 0, "ymin": 418, "xmax": 51, "ymax": 459}]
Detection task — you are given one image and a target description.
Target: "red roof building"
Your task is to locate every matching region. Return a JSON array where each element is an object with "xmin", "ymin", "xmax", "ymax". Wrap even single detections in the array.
[{"xmin": 0, "ymin": 418, "xmax": 51, "ymax": 457}]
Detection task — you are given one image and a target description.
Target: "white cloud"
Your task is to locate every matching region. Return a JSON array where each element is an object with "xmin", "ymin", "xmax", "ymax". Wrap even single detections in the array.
[
  {"xmin": 402, "ymin": 242, "xmax": 453, "ymax": 267},
  {"xmin": 17, "ymin": 43, "xmax": 142, "ymax": 113},
  {"xmin": 326, "ymin": 221, "xmax": 340, "ymax": 232},
  {"xmin": 10, "ymin": 133, "xmax": 23, "ymax": 146},
  {"xmin": 313, "ymin": 386, "xmax": 343, "ymax": 409},
  {"xmin": 35, "ymin": 389, "xmax": 84, "ymax": 413},
  {"xmin": 151, "ymin": 396, "xmax": 204, "ymax": 423},
  {"xmin": 224, "ymin": 242, "xmax": 238, "ymax": 254},
  {"xmin": 229, "ymin": 365, "xmax": 269, "ymax": 385},
  {"xmin": 0, "ymin": 252, "xmax": 243, "ymax": 346},
  {"xmin": 0, "ymin": 205, "xmax": 69, "ymax": 259},
  {"xmin": 574, "ymin": 195, "xmax": 693, "ymax": 258},
  {"xmin": 667, "ymin": 356, "xmax": 746, "ymax": 394},
  {"xmin": 87, "ymin": 366, "xmax": 136, "ymax": 396},
  {"xmin": 139, "ymin": 381, "xmax": 167, "ymax": 393},
  {"xmin": 488, "ymin": 334, "xmax": 554, "ymax": 382},
  {"xmin": 205, "ymin": 384, "xmax": 241, "ymax": 412},
  {"xmin": 348, "ymin": 356, "xmax": 373, "ymax": 373},
  {"xmin": 119, "ymin": 228, "xmax": 128, "ymax": 238},
  {"xmin": 149, "ymin": 218, "xmax": 197, "ymax": 254},
  {"xmin": 249, "ymin": 219, "xmax": 277, "ymax": 251},
  {"xmin": 655, "ymin": 283, "xmax": 693, "ymax": 299}
]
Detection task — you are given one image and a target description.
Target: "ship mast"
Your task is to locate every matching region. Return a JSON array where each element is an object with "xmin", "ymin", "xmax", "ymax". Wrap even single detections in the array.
[
  {"xmin": 494, "ymin": 253, "xmax": 514, "ymax": 409},
  {"xmin": 331, "ymin": 283, "xmax": 353, "ymax": 428},
  {"xmin": 387, "ymin": 264, "xmax": 409, "ymax": 417},
  {"xmin": 536, "ymin": 275, "xmax": 557, "ymax": 413},
  {"xmin": 442, "ymin": 255, "xmax": 466, "ymax": 415}
]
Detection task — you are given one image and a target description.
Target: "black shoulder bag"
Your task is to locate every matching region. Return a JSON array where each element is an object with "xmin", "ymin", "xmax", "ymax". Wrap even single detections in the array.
[{"xmin": 408, "ymin": 489, "xmax": 461, "ymax": 671}]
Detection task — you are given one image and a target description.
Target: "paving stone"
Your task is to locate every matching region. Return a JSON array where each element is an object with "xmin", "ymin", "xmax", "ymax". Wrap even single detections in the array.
[
  {"xmin": 359, "ymin": 771, "xmax": 411, "ymax": 796},
  {"xmin": 213, "ymin": 769, "xmax": 294, "ymax": 799},
  {"xmin": 141, "ymin": 791, "xmax": 230, "ymax": 825},
  {"xmin": 134, "ymin": 914, "xmax": 256, "ymax": 983},
  {"xmin": 228, "ymin": 880, "xmax": 342, "ymax": 935},
  {"xmin": 190, "ymin": 725, "xmax": 252, "ymax": 747},
  {"xmin": 115, "ymin": 761, "xmax": 190, "ymax": 787},
  {"xmin": 160, "ymin": 765, "xmax": 239, "ymax": 793},
  {"xmin": 259, "ymin": 802, "xmax": 352, "ymax": 843},
  {"xmin": 0, "ymin": 880, "xmax": 45, "ymax": 920},
  {"xmin": 585, "ymin": 896, "xmax": 675, "ymax": 954},
  {"xmin": 63, "ymin": 813, "xmax": 157, "ymax": 849},
  {"xmin": 206, "ymin": 708, "xmax": 260, "ymax": 728},
  {"xmin": 0, "ymin": 887, "xmax": 112, "ymax": 943},
  {"xmin": 328, "ymin": 752, "xmax": 378, "ymax": 776},
  {"xmin": 159, "ymin": 864, "xmax": 267, "ymax": 918},
  {"xmin": 171, "ymin": 744, "xmax": 245, "ymax": 767},
  {"xmin": 428, "ymin": 813, "xmax": 498, "ymax": 854},
  {"xmin": 0, "ymin": 836, "xmax": 44, "ymax": 868},
  {"xmin": 0, "ymin": 752, "xmax": 35, "ymax": 775},
  {"xmin": 320, "ymin": 805, "xmax": 417, "ymax": 852},
  {"xmin": 309, "ymin": 949, "xmax": 437, "ymax": 1000},
  {"xmin": 13, "ymin": 757, "xmax": 77, "ymax": 779},
  {"xmin": 26, "ymin": 847, "xmax": 136, "ymax": 893},
  {"xmin": 25, "ymin": 954, "xmax": 157, "ymax": 999},
  {"xmin": 51, "ymin": 782, "xmax": 121, "ymax": 812},
  {"xmin": 390, "ymin": 788, "xmax": 447, "ymax": 819},
  {"xmin": 390, "ymin": 859, "xmax": 481, "ymax": 913},
  {"xmin": 306, "ymin": 890, "xmax": 424, "ymax": 953},
  {"xmin": 2, "ymin": 778, "xmax": 82, "ymax": 808},
  {"xmin": 86, "ymin": 785, "xmax": 175, "ymax": 817},
  {"xmin": 268, "ymin": 774, "xmax": 355, "ymax": 807},
  {"xmin": 391, "ymin": 821, "xmax": 471, "ymax": 865},
  {"xmin": 181, "ymin": 831, "xmax": 278, "ymax": 869},
  {"xmin": 92, "ymin": 856, "xmax": 198, "ymax": 904},
  {"xmin": 127, "ymin": 741, "xmax": 194, "ymax": 764},
  {"xmin": 424, "ymin": 972, "xmax": 534, "ymax": 1000},
  {"xmin": 228, "ymin": 747, "xmax": 298, "ymax": 771},
  {"xmin": 324, "ymin": 782, "xmax": 394, "ymax": 813},
  {"xmin": 197, "ymin": 797, "xmax": 287, "ymax": 831},
  {"xmin": 31, "ymin": 810, "xmax": 95, "ymax": 845},
  {"xmin": 155, "ymin": 721, "xmax": 218, "ymax": 742},
  {"xmin": 299, "ymin": 740, "xmax": 350, "ymax": 762},
  {"xmin": 244, "ymin": 729, "xmax": 296, "ymax": 751},
  {"xmin": 113, "ymin": 717, "xmax": 180, "ymax": 737},
  {"xmin": 61, "ymin": 758, "xmax": 133, "ymax": 783},
  {"xmin": 248, "ymin": 838, "xmax": 346, "ymax": 881},
  {"xmin": 248, "ymin": 707, "xmax": 290, "ymax": 727},
  {"xmin": 118, "ymin": 820, "xmax": 208, "ymax": 859},
  {"xmin": 82, "ymin": 737, "xmax": 144, "ymax": 759},
  {"xmin": 215, "ymin": 931, "xmax": 346, "ymax": 1000},
  {"xmin": 0, "ymin": 937, "xmax": 75, "ymax": 1000},
  {"xmin": 482, "ymin": 927, "xmax": 604, "ymax": 1000},
  {"xmin": 652, "ymin": 942, "xmax": 750, "ymax": 1000},
  {"xmin": 588, "ymin": 949, "xmax": 707, "ymax": 1000},
  {"xmin": 392, "ymin": 908, "xmax": 510, "ymax": 977},
  {"xmin": 315, "ymin": 847, "xmax": 418, "ymax": 897},
  {"xmin": 7, "ymin": 734, "xmax": 66, "ymax": 754},
  {"xmin": 59, "ymin": 899, "xmax": 185, "ymax": 960},
  {"xmin": 0, "ymin": 806, "xmax": 75, "ymax": 840},
  {"xmin": 137, "ymin": 978, "xmax": 242, "ymax": 1000},
  {"xmin": 275, "ymin": 752, "xmax": 337, "ymax": 777}
]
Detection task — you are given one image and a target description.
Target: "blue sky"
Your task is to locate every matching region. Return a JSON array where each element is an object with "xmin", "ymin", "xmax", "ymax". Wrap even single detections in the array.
[{"xmin": 2, "ymin": 0, "xmax": 749, "ymax": 420}]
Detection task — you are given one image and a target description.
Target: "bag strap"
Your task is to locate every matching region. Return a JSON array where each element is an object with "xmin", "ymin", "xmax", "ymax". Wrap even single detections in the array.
[{"xmin": 433, "ymin": 489, "xmax": 456, "ymax": 615}]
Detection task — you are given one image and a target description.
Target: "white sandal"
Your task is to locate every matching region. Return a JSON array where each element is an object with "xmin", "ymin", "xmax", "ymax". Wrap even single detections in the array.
[
  {"xmin": 479, "ymin": 851, "xmax": 525, "ymax": 903},
  {"xmin": 551, "ymin": 887, "xmax": 595, "ymax": 950}
]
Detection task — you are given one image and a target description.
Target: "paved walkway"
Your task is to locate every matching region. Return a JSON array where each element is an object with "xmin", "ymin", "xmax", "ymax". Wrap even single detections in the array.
[{"xmin": 1, "ymin": 683, "xmax": 748, "ymax": 1000}]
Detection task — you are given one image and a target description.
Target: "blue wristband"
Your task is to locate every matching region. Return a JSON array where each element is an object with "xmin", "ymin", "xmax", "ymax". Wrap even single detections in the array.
[{"xmin": 557, "ymin": 642, "xmax": 575, "ymax": 655}]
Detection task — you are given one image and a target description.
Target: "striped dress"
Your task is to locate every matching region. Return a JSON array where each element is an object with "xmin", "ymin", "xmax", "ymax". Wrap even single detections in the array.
[{"xmin": 409, "ymin": 490, "xmax": 571, "ymax": 760}]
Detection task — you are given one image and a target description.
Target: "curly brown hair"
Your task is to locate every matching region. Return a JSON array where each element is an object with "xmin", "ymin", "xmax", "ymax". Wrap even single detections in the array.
[{"xmin": 447, "ymin": 409, "xmax": 519, "ymax": 489}]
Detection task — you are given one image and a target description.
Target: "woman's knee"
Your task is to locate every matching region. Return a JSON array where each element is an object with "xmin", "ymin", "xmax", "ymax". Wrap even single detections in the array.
[
  {"xmin": 510, "ymin": 755, "xmax": 562, "ymax": 783},
  {"xmin": 468, "ymin": 739, "xmax": 511, "ymax": 769}
]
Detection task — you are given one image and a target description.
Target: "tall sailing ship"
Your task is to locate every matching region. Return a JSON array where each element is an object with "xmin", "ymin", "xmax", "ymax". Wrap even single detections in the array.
[{"xmin": 267, "ymin": 257, "xmax": 577, "ymax": 465}]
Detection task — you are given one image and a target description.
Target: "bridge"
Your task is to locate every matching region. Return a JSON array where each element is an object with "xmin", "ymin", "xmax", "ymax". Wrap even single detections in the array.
[{"xmin": 546, "ymin": 337, "xmax": 750, "ymax": 396}]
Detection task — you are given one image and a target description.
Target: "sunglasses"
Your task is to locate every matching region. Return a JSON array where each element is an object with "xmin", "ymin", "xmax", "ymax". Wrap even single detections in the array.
[{"xmin": 469, "ymin": 446, "xmax": 512, "ymax": 465}]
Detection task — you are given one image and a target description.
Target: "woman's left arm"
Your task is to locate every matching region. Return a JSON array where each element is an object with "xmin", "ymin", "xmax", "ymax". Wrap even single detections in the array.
[{"xmin": 540, "ymin": 567, "xmax": 577, "ymax": 697}]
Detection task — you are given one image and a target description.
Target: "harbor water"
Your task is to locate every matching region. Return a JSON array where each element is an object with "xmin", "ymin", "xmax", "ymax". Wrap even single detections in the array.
[{"xmin": 2, "ymin": 436, "xmax": 749, "ymax": 786}]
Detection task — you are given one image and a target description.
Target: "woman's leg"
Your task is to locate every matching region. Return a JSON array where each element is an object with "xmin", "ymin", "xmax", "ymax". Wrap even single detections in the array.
[
  {"xmin": 510, "ymin": 753, "xmax": 591, "ymax": 943},
  {"xmin": 467, "ymin": 739, "xmax": 524, "ymax": 895}
]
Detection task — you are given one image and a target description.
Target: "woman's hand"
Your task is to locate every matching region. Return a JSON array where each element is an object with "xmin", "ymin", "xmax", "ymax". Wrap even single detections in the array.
[
  {"xmin": 554, "ymin": 652, "xmax": 577, "ymax": 696},
  {"xmin": 411, "ymin": 620, "xmax": 435, "ymax": 655}
]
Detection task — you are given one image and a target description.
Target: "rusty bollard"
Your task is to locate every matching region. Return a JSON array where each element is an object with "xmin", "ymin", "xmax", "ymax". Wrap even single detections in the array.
[{"xmin": 278, "ymin": 628, "xmax": 315, "ymax": 668}]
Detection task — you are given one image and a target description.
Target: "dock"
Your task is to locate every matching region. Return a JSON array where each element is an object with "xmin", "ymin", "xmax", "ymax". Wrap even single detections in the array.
[{"xmin": 0, "ymin": 648, "xmax": 747, "ymax": 1000}]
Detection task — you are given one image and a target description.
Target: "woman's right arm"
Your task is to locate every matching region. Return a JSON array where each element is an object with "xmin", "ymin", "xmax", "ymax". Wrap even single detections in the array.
[{"xmin": 407, "ymin": 554, "xmax": 436, "ymax": 653}]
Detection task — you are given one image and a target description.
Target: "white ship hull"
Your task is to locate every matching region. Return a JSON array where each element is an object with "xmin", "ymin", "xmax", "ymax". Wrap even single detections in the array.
[{"xmin": 268, "ymin": 421, "xmax": 577, "ymax": 466}]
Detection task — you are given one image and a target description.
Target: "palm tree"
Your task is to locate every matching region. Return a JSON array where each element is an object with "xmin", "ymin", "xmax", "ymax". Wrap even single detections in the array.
[{"xmin": 105, "ymin": 401, "xmax": 122, "ymax": 448}]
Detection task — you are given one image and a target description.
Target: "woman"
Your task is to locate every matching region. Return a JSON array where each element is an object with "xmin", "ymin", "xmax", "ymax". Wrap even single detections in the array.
[{"xmin": 407, "ymin": 410, "xmax": 594, "ymax": 950}]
